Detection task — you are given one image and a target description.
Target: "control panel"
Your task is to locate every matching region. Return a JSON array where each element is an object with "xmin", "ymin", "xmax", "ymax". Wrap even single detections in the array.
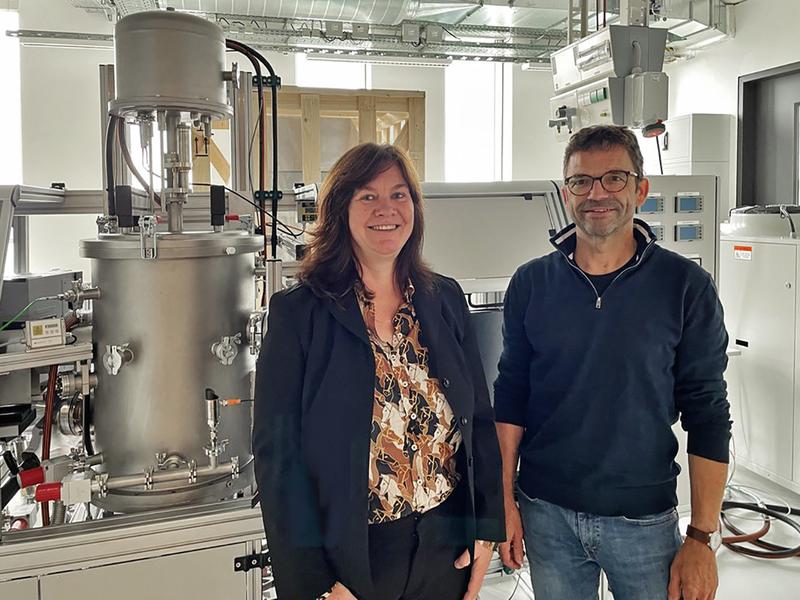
[{"xmin": 636, "ymin": 175, "xmax": 718, "ymax": 279}]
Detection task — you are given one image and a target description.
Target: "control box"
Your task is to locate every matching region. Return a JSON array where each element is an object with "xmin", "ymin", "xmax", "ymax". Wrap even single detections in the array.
[{"xmin": 24, "ymin": 318, "xmax": 66, "ymax": 349}]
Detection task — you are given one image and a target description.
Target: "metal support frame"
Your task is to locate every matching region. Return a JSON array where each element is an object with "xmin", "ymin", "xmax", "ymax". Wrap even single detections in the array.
[
  {"xmin": 11, "ymin": 215, "xmax": 29, "ymax": 274},
  {"xmin": 230, "ymin": 70, "xmax": 253, "ymax": 194}
]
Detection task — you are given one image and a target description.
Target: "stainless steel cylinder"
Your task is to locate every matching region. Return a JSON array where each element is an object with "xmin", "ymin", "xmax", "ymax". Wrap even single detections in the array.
[
  {"xmin": 80, "ymin": 232, "xmax": 261, "ymax": 512},
  {"xmin": 110, "ymin": 11, "xmax": 231, "ymax": 118}
]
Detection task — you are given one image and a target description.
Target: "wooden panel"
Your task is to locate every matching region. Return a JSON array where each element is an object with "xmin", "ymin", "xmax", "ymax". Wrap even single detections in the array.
[
  {"xmin": 192, "ymin": 127, "xmax": 211, "ymax": 184},
  {"xmin": 300, "ymin": 94, "xmax": 322, "ymax": 185},
  {"xmin": 209, "ymin": 140, "xmax": 231, "ymax": 184},
  {"xmin": 407, "ymin": 96, "xmax": 425, "ymax": 179},
  {"xmin": 358, "ymin": 96, "xmax": 377, "ymax": 144}
]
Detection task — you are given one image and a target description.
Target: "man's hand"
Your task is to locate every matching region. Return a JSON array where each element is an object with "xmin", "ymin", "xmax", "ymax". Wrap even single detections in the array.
[
  {"xmin": 498, "ymin": 500, "xmax": 525, "ymax": 570},
  {"xmin": 455, "ymin": 541, "xmax": 494, "ymax": 600},
  {"xmin": 326, "ymin": 582, "xmax": 358, "ymax": 599},
  {"xmin": 668, "ymin": 538, "xmax": 719, "ymax": 600}
]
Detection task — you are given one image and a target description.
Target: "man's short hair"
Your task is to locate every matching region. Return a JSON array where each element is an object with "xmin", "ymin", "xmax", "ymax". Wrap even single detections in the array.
[{"xmin": 562, "ymin": 125, "xmax": 644, "ymax": 179}]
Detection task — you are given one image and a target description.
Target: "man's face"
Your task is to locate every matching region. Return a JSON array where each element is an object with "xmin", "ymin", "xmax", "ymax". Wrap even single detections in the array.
[{"xmin": 562, "ymin": 146, "xmax": 649, "ymax": 239}]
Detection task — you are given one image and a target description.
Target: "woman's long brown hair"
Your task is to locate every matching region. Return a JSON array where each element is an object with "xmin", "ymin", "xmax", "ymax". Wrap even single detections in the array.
[{"xmin": 299, "ymin": 143, "xmax": 433, "ymax": 299}]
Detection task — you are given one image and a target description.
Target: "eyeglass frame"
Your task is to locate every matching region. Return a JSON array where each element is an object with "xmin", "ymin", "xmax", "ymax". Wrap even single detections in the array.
[{"xmin": 563, "ymin": 170, "xmax": 641, "ymax": 196}]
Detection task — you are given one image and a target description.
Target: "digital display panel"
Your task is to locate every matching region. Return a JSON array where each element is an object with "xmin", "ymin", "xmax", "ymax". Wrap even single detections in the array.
[
  {"xmin": 676, "ymin": 195, "xmax": 702, "ymax": 213},
  {"xmin": 639, "ymin": 196, "xmax": 663, "ymax": 214},
  {"xmin": 676, "ymin": 224, "xmax": 702, "ymax": 241}
]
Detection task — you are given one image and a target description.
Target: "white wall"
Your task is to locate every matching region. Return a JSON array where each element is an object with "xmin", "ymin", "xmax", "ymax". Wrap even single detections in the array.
[
  {"xmin": 509, "ymin": 66, "xmax": 565, "ymax": 181},
  {"xmin": 19, "ymin": 0, "xmax": 112, "ymax": 277}
]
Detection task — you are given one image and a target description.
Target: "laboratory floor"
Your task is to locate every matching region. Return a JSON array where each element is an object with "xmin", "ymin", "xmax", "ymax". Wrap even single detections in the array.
[{"xmin": 478, "ymin": 467, "xmax": 800, "ymax": 600}]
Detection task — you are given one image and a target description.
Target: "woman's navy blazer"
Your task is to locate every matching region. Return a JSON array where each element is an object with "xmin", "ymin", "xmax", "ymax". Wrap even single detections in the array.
[{"xmin": 253, "ymin": 274, "xmax": 505, "ymax": 599}]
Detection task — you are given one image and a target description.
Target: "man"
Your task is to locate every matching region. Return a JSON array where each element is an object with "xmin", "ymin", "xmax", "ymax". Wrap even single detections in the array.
[{"xmin": 494, "ymin": 125, "xmax": 730, "ymax": 600}]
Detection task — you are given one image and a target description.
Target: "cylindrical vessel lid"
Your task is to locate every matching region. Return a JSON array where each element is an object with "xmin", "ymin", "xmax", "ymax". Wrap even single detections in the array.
[{"xmin": 80, "ymin": 232, "xmax": 262, "ymax": 260}]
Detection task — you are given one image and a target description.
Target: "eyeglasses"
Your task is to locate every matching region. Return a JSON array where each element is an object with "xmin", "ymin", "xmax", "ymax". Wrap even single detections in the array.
[{"xmin": 564, "ymin": 170, "xmax": 639, "ymax": 196}]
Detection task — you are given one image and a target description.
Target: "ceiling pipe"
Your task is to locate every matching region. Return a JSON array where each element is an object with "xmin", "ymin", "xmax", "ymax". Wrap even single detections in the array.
[{"xmin": 580, "ymin": 0, "xmax": 589, "ymax": 38}]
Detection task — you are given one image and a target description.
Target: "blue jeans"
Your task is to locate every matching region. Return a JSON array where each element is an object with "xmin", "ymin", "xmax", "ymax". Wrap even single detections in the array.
[{"xmin": 518, "ymin": 488, "xmax": 682, "ymax": 600}]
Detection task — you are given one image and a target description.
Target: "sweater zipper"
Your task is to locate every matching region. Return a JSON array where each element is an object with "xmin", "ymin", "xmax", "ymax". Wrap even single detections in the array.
[{"xmin": 563, "ymin": 241, "xmax": 656, "ymax": 310}]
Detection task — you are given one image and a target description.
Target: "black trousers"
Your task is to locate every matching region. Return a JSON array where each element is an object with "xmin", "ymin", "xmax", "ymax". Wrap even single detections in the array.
[{"xmin": 360, "ymin": 486, "xmax": 472, "ymax": 600}]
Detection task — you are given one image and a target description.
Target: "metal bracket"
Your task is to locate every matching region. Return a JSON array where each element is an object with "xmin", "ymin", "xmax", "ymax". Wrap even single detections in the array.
[
  {"xmin": 233, "ymin": 551, "xmax": 270, "ymax": 573},
  {"xmin": 139, "ymin": 214, "xmax": 158, "ymax": 259},
  {"xmin": 254, "ymin": 190, "xmax": 283, "ymax": 202},
  {"xmin": 252, "ymin": 74, "xmax": 281, "ymax": 89}
]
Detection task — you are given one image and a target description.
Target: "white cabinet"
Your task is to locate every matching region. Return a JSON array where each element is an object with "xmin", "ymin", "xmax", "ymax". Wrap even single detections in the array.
[
  {"xmin": 636, "ymin": 113, "xmax": 735, "ymax": 215},
  {"xmin": 0, "ymin": 578, "xmax": 38, "ymax": 600},
  {"xmin": 719, "ymin": 237, "xmax": 800, "ymax": 492}
]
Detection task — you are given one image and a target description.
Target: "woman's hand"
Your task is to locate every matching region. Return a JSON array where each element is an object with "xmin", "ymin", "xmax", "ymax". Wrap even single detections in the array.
[
  {"xmin": 454, "ymin": 541, "xmax": 495, "ymax": 600},
  {"xmin": 326, "ymin": 582, "xmax": 358, "ymax": 599}
]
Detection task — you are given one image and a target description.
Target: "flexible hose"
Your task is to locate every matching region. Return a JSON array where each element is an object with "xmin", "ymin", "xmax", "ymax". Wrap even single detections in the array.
[
  {"xmin": 721, "ymin": 501, "xmax": 800, "ymax": 559},
  {"xmin": 40, "ymin": 364, "xmax": 59, "ymax": 526},
  {"xmin": 105, "ymin": 115, "xmax": 117, "ymax": 216}
]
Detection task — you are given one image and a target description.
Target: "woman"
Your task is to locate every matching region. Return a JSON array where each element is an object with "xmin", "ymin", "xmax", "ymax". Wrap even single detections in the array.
[{"xmin": 253, "ymin": 143, "xmax": 504, "ymax": 600}]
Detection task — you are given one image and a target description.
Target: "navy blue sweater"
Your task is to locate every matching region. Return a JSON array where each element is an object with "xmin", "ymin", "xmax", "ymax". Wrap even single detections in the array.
[{"xmin": 494, "ymin": 220, "xmax": 731, "ymax": 517}]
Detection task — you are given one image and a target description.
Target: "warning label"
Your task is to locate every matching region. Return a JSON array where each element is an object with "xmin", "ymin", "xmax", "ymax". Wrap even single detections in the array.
[{"xmin": 734, "ymin": 245, "xmax": 752, "ymax": 261}]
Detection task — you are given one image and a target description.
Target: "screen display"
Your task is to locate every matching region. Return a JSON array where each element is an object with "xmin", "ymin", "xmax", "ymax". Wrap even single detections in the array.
[
  {"xmin": 639, "ymin": 196, "xmax": 663, "ymax": 214},
  {"xmin": 677, "ymin": 225, "xmax": 702, "ymax": 241},
  {"xmin": 677, "ymin": 196, "xmax": 702, "ymax": 212}
]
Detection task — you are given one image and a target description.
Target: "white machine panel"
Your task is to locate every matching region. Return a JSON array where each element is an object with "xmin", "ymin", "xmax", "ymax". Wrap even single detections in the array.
[
  {"xmin": 422, "ymin": 181, "xmax": 566, "ymax": 283},
  {"xmin": 719, "ymin": 238, "xmax": 798, "ymax": 488},
  {"xmin": 40, "ymin": 544, "xmax": 252, "ymax": 600},
  {"xmin": 0, "ymin": 577, "xmax": 37, "ymax": 600}
]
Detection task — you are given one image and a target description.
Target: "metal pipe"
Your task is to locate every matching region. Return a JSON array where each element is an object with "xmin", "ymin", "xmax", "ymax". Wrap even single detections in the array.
[
  {"xmin": 51, "ymin": 500, "xmax": 66, "ymax": 525},
  {"xmin": 580, "ymin": 0, "xmax": 589, "ymax": 38},
  {"xmin": 567, "ymin": 0, "xmax": 575, "ymax": 44},
  {"xmin": 92, "ymin": 460, "xmax": 238, "ymax": 492},
  {"xmin": 265, "ymin": 259, "xmax": 283, "ymax": 302},
  {"xmin": 12, "ymin": 216, "xmax": 29, "ymax": 274},
  {"xmin": 231, "ymin": 70, "xmax": 252, "ymax": 193}
]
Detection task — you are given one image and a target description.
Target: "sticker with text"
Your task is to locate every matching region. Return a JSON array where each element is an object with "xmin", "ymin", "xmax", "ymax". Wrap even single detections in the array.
[{"xmin": 733, "ymin": 245, "xmax": 752, "ymax": 261}]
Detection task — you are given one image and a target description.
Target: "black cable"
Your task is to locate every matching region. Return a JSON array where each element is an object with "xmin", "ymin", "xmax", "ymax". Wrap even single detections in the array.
[
  {"xmin": 230, "ymin": 43, "xmax": 281, "ymax": 260},
  {"xmin": 192, "ymin": 183, "xmax": 302, "ymax": 238},
  {"xmin": 226, "ymin": 40, "xmax": 269, "ymax": 259},
  {"xmin": 105, "ymin": 115, "xmax": 117, "ymax": 216},
  {"xmin": 655, "ymin": 137, "xmax": 664, "ymax": 175},
  {"xmin": 83, "ymin": 393, "xmax": 94, "ymax": 456}
]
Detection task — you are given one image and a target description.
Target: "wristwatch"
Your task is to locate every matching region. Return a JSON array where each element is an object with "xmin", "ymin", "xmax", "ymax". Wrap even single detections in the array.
[{"xmin": 685, "ymin": 524, "xmax": 722, "ymax": 552}]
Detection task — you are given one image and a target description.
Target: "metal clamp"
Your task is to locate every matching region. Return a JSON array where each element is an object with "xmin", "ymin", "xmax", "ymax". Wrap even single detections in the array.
[
  {"xmin": 144, "ymin": 466, "xmax": 154, "ymax": 491},
  {"xmin": 188, "ymin": 459, "xmax": 197, "ymax": 484},
  {"xmin": 239, "ymin": 214, "xmax": 255, "ymax": 235},
  {"xmin": 211, "ymin": 333, "xmax": 241, "ymax": 366},
  {"xmin": 97, "ymin": 215, "xmax": 119, "ymax": 235},
  {"xmin": 139, "ymin": 215, "xmax": 158, "ymax": 259},
  {"xmin": 96, "ymin": 473, "xmax": 109, "ymax": 498},
  {"xmin": 102, "ymin": 343, "xmax": 134, "ymax": 376},
  {"xmin": 60, "ymin": 279, "xmax": 101, "ymax": 309},
  {"xmin": 247, "ymin": 310, "xmax": 267, "ymax": 356}
]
